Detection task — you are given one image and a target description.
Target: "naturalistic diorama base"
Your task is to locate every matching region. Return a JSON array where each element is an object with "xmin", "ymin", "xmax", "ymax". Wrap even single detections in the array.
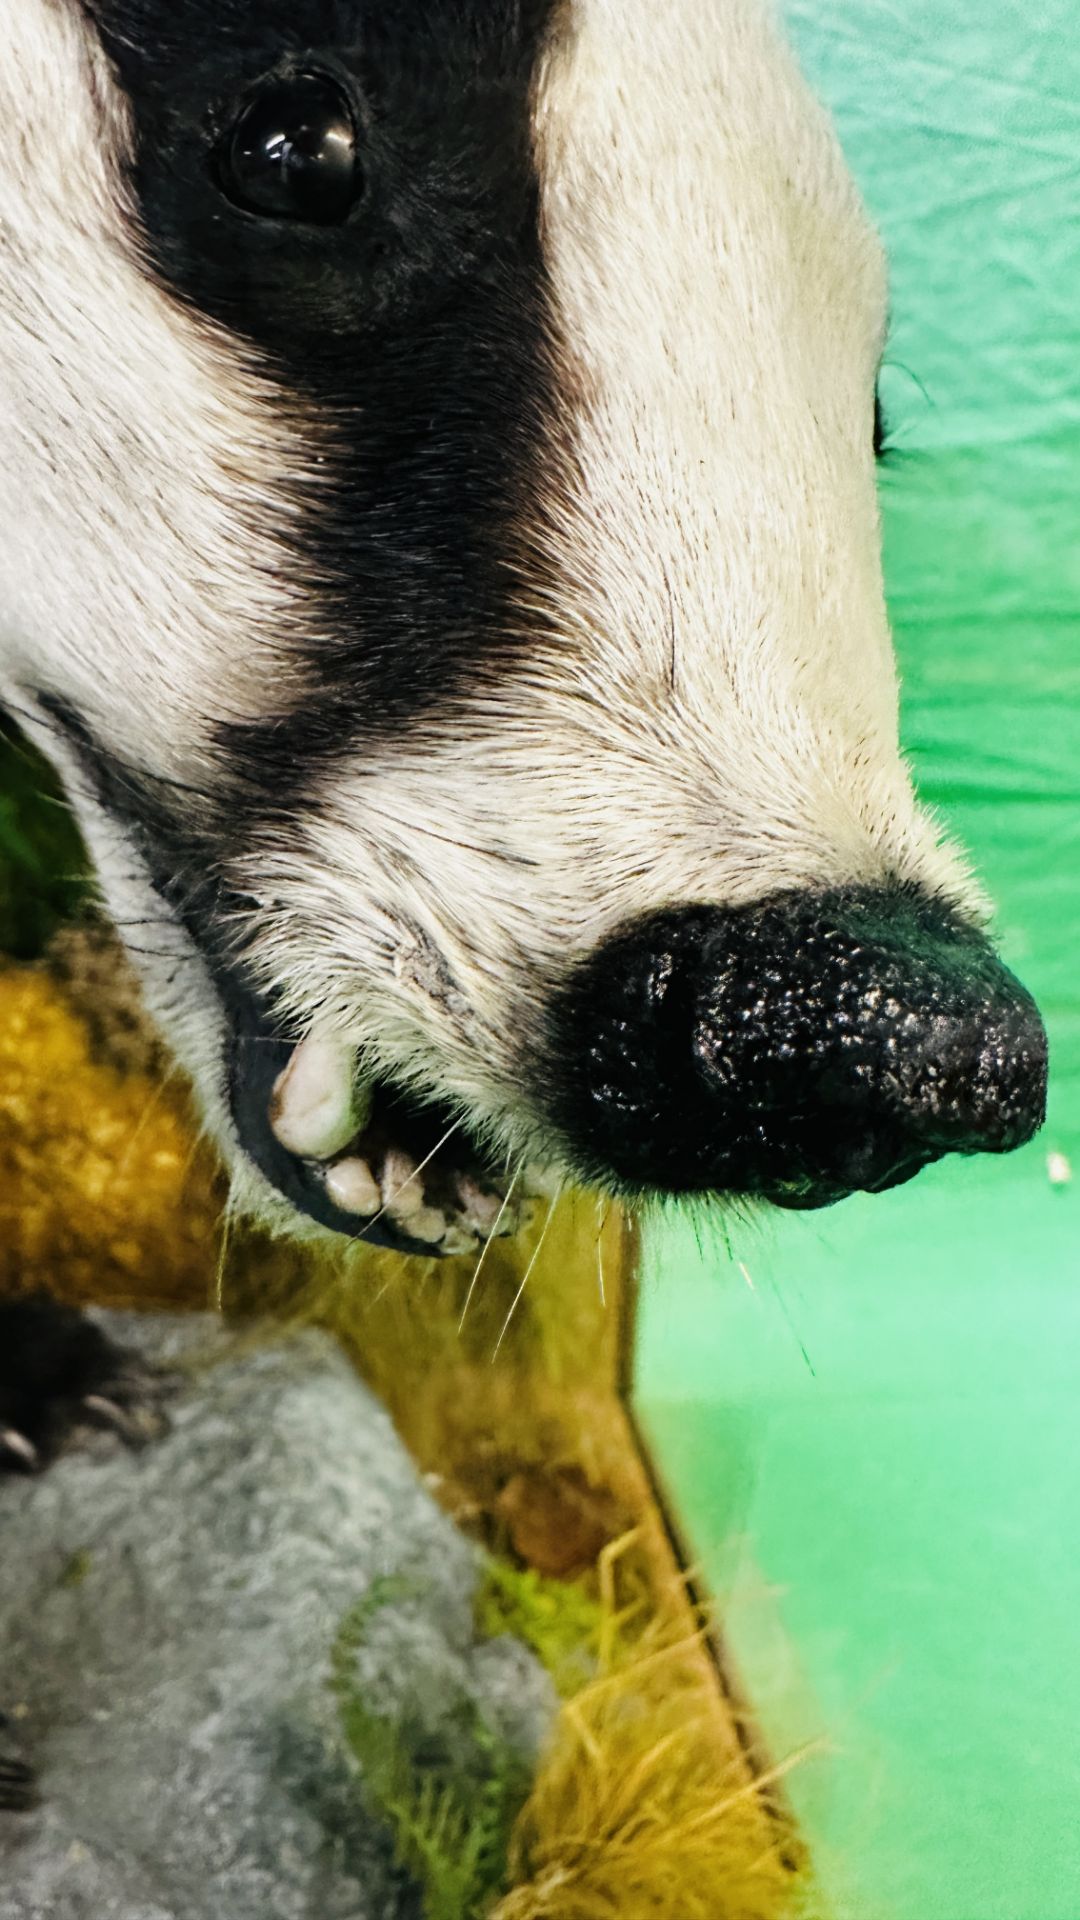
[
  {"xmin": 1, "ymin": 1313, "xmax": 558, "ymax": 1920},
  {"xmin": 0, "ymin": 905, "xmax": 820, "ymax": 1917}
]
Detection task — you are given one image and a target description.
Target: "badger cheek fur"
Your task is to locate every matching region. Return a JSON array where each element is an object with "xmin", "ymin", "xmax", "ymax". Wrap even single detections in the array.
[{"xmin": 0, "ymin": 0, "xmax": 1047, "ymax": 1248}]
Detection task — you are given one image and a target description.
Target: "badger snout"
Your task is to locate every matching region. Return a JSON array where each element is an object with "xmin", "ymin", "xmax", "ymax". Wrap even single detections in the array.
[{"xmin": 544, "ymin": 885, "xmax": 1048, "ymax": 1210}]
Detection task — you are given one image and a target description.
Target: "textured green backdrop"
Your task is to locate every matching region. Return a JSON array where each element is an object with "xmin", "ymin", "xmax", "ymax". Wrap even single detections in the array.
[{"xmin": 637, "ymin": 5, "xmax": 1080, "ymax": 1916}]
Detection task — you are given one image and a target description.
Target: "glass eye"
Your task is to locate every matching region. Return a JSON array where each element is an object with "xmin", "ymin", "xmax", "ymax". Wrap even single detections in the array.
[{"xmin": 220, "ymin": 71, "xmax": 360, "ymax": 225}]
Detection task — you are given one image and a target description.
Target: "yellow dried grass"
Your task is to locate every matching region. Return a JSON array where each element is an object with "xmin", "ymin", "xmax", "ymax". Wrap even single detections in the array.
[{"xmin": 494, "ymin": 1539, "xmax": 819, "ymax": 1920}]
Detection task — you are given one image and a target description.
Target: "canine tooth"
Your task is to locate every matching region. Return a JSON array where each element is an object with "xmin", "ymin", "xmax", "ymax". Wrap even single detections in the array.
[
  {"xmin": 269, "ymin": 1033, "xmax": 371, "ymax": 1161},
  {"xmin": 325, "ymin": 1156, "xmax": 381, "ymax": 1217}
]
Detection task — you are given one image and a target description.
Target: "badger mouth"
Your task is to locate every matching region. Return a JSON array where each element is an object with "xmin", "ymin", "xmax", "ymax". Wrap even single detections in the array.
[{"xmin": 227, "ymin": 998, "xmax": 526, "ymax": 1257}]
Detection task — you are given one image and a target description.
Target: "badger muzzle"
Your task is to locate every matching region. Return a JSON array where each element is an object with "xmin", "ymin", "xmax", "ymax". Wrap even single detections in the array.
[{"xmin": 543, "ymin": 883, "xmax": 1048, "ymax": 1209}]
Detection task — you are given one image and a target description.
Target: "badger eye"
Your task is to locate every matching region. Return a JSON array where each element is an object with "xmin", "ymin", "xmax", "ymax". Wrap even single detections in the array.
[{"xmin": 219, "ymin": 71, "xmax": 360, "ymax": 225}]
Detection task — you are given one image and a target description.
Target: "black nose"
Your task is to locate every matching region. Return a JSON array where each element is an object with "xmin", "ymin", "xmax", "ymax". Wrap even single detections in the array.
[{"xmin": 543, "ymin": 884, "xmax": 1048, "ymax": 1209}]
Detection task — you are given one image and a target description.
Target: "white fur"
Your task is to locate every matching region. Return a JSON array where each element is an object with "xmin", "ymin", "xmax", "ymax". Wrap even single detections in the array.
[
  {"xmin": 1, "ymin": 0, "xmax": 981, "ymax": 1202},
  {"xmin": 224, "ymin": 0, "xmax": 978, "ymax": 1169},
  {"xmin": 0, "ymin": 0, "xmax": 315, "ymax": 1219},
  {"xmin": 0, "ymin": 0, "xmax": 310, "ymax": 776}
]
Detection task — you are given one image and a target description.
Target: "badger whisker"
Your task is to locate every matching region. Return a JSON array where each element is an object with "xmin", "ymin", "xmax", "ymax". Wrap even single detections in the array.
[
  {"xmin": 356, "ymin": 801, "xmax": 539, "ymax": 867},
  {"xmin": 355, "ymin": 1117, "xmax": 464, "ymax": 1240},
  {"xmin": 212, "ymin": 1178, "xmax": 241, "ymax": 1318},
  {"xmin": 114, "ymin": 1062, "xmax": 182, "ymax": 1179},
  {"xmin": 595, "ymin": 1199, "xmax": 611, "ymax": 1308},
  {"xmin": 491, "ymin": 1183, "xmax": 562, "ymax": 1363},
  {"xmin": 85, "ymin": 943, "xmax": 200, "ymax": 963},
  {"xmin": 458, "ymin": 1166, "xmax": 522, "ymax": 1334}
]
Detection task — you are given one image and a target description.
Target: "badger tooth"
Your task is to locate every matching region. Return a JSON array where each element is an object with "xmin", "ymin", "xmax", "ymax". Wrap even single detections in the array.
[
  {"xmin": 269, "ymin": 1033, "xmax": 371, "ymax": 1162},
  {"xmin": 324, "ymin": 1156, "xmax": 381, "ymax": 1218},
  {"xmin": 455, "ymin": 1177, "xmax": 508, "ymax": 1236},
  {"xmin": 380, "ymin": 1149, "xmax": 422, "ymax": 1209},
  {"xmin": 401, "ymin": 1205, "xmax": 451, "ymax": 1247},
  {"xmin": 440, "ymin": 1223, "xmax": 477, "ymax": 1257},
  {"xmin": 378, "ymin": 1150, "xmax": 446, "ymax": 1245}
]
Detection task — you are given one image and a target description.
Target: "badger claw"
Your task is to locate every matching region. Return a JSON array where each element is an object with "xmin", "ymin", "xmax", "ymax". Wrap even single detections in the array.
[
  {"xmin": 79, "ymin": 1391, "xmax": 166, "ymax": 1448},
  {"xmin": 0, "ymin": 1427, "xmax": 40, "ymax": 1472},
  {"xmin": 0, "ymin": 1297, "xmax": 172, "ymax": 1473}
]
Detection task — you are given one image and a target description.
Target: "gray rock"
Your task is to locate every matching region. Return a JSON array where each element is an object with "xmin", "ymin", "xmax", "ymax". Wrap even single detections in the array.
[{"xmin": 0, "ymin": 1316, "xmax": 556, "ymax": 1920}]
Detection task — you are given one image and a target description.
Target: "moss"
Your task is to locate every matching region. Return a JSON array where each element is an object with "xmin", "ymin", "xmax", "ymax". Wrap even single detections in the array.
[
  {"xmin": 338, "ymin": 1548, "xmax": 819, "ymax": 1920},
  {"xmin": 474, "ymin": 1561, "xmax": 609, "ymax": 1700},
  {"xmin": 330, "ymin": 1579, "xmax": 533, "ymax": 1920},
  {"xmin": 0, "ymin": 967, "xmax": 236, "ymax": 1309}
]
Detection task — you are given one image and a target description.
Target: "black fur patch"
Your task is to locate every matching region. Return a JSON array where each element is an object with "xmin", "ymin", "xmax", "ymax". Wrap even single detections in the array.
[{"xmin": 82, "ymin": 0, "xmax": 563, "ymax": 798}]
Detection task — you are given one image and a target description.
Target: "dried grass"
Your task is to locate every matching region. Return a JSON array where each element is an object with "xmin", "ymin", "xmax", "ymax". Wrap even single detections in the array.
[{"xmin": 493, "ymin": 1540, "xmax": 819, "ymax": 1920}]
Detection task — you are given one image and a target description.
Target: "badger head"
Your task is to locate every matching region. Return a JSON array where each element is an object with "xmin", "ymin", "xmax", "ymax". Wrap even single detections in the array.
[{"xmin": 0, "ymin": 0, "xmax": 1047, "ymax": 1255}]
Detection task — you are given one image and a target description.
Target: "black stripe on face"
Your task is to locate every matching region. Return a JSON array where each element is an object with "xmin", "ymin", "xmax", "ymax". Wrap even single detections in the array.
[
  {"xmin": 34, "ymin": 692, "xmax": 234, "ymax": 938},
  {"xmin": 83, "ymin": 0, "xmax": 563, "ymax": 799}
]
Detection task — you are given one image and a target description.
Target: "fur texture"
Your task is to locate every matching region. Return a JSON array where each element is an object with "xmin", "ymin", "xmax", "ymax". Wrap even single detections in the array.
[{"xmin": 0, "ymin": 0, "xmax": 1016, "ymax": 1234}]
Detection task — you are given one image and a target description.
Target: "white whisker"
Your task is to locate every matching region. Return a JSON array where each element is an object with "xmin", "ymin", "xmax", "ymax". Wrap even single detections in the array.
[
  {"xmin": 458, "ymin": 1164, "xmax": 522, "ymax": 1333},
  {"xmin": 596, "ymin": 1199, "xmax": 611, "ymax": 1307},
  {"xmin": 492, "ymin": 1182, "xmax": 562, "ymax": 1362},
  {"xmin": 212, "ymin": 1175, "xmax": 240, "ymax": 1316},
  {"xmin": 360, "ymin": 1117, "xmax": 463, "ymax": 1235}
]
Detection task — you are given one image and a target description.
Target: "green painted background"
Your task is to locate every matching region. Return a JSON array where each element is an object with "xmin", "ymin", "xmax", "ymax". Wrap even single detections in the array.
[{"xmin": 636, "ymin": 4, "xmax": 1080, "ymax": 1915}]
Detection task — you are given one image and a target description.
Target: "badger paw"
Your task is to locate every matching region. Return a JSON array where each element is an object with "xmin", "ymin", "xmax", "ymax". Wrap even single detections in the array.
[{"xmin": 0, "ymin": 1295, "xmax": 172, "ymax": 1473}]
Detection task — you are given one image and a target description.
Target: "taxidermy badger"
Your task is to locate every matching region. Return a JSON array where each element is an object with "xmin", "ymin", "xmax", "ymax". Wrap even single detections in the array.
[{"xmin": 0, "ymin": 0, "xmax": 1049, "ymax": 1265}]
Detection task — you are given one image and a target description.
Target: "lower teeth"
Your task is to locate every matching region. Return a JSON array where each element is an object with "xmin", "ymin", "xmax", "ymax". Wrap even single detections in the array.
[
  {"xmin": 397, "ymin": 1204, "xmax": 449, "ymax": 1245},
  {"xmin": 324, "ymin": 1156, "xmax": 381, "ymax": 1218},
  {"xmin": 455, "ymin": 1177, "xmax": 507, "ymax": 1236},
  {"xmin": 316, "ymin": 1146, "xmax": 520, "ymax": 1251},
  {"xmin": 269, "ymin": 1061, "xmax": 530, "ymax": 1249}
]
